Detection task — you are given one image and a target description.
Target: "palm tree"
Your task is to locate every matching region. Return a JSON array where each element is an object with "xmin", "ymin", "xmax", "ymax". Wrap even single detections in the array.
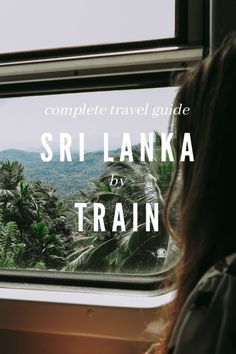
[
  {"xmin": 26, "ymin": 222, "xmax": 66, "ymax": 269},
  {"xmin": 1, "ymin": 180, "xmax": 39, "ymax": 230},
  {"xmin": 0, "ymin": 160, "xmax": 25, "ymax": 190},
  {"xmin": 0, "ymin": 160, "xmax": 72, "ymax": 270},
  {"xmin": 65, "ymin": 133, "xmax": 178, "ymax": 274},
  {"xmin": 0, "ymin": 216, "xmax": 24, "ymax": 268}
]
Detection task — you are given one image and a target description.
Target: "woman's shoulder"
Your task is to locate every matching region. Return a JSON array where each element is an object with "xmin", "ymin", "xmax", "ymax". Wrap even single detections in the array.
[{"xmin": 168, "ymin": 253, "xmax": 236, "ymax": 354}]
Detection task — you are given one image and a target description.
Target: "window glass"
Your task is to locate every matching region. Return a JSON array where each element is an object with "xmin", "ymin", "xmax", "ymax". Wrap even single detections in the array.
[
  {"xmin": 0, "ymin": 0, "xmax": 175, "ymax": 53},
  {"xmin": 0, "ymin": 87, "xmax": 179, "ymax": 275}
]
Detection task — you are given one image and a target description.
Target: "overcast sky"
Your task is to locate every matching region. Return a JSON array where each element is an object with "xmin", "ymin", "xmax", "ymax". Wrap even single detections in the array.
[
  {"xmin": 0, "ymin": 0, "xmax": 175, "ymax": 53},
  {"xmin": 0, "ymin": 88, "xmax": 176, "ymax": 152}
]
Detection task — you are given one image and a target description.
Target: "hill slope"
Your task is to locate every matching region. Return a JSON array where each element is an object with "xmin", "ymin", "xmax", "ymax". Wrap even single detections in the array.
[{"xmin": 0, "ymin": 149, "xmax": 107, "ymax": 195}]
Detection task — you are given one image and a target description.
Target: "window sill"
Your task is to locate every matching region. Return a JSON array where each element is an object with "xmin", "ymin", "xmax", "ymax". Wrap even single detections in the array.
[{"xmin": 0, "ymin": 282, "xmax": 175, "ymax": 309}]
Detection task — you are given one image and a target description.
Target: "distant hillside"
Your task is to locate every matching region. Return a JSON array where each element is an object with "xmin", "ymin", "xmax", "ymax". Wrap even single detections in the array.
[{"xmin": 0, "ymin": 149, "xmax": 108, "ymax": 195}]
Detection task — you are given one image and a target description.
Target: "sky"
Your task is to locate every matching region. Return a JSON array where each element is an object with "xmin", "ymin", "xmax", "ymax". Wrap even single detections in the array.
[
  {"xmin": 0, "ymin": 88, "xmax": 177, "ymax": 152},
  {"xmin": 0, "ymin": 0, "xmax": 175, "ymax": 53}
]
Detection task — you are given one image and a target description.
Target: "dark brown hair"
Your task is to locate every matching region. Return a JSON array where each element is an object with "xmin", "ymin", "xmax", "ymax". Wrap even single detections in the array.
[{"xmin": 161, "ymin": 32, "xmax": 236, "ymax": 353}]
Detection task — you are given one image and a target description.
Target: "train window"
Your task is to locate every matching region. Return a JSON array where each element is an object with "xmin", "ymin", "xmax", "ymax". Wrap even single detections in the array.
[
  {"xmin": 0, "ymin": 0, "xmax": 203, "ymax": 292},
  {"xmin": 0, "ymin": 87, "xmax": 180, "ymax": 279},
  {"xmin": 0, "ymin": 0, "xmax": 175, "ymax": 54}
]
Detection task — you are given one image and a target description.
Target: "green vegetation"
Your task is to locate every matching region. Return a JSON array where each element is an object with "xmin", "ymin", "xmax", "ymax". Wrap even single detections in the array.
[
  {"xmin": 65, "ymin": 133, "xmax": 176, "ymax": 274},
  {"xmin": 0, "ymin": 135, "xmax": 177, "ymax": 274},
  {"xmin": 0, "ymin": 160, "xmax": 72, "ymax": 270},
  {"xmin": 0, "ymin": 149, "xmax": 107, "ymax": 195}
]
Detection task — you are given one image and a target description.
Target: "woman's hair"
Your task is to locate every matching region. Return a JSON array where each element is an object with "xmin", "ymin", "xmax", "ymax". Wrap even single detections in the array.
[{"xmin": 161, "ymin": 32, "xmax": 236, "ymax": 353}]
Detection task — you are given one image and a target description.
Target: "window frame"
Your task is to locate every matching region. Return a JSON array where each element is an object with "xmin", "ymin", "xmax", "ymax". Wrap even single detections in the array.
[
  {"xmin": 0, "ymin": 0, "xmax": 206, "ymax": 293},
  {"xmin": 0, "ymin": 263, "xmax": 177, "ymax": 291},
  {"xmin": 0, "ymin": 0, "xmax": 200, "ymax": 60},
  {"xmin": 0, "ymin": 0, "xmax": 206, "ymax": 99}
]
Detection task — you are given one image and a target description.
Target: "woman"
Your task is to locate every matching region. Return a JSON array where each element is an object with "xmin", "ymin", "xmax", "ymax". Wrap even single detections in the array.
[{"xmin": 147, "ymin": 32, "xmax": 236, "ymax": 354}]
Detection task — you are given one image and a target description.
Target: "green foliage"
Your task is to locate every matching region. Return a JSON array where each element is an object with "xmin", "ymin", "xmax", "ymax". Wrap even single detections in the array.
[
  {"xmin": 0, "ymin": 160, "xmax": 25, "ymax": 190},
  {"xmin": 0, "ymin": 134, "xmax": 178, "ymax": 275},
  {"xmin": 0, "ymin": 149, "xmax": 105, "ymax": 195},
  {"xmin": 0, "ymin": 160, "xmax": 72, "ymax": 270},
  {"xmin": 27, "ymin": 222, "xmax": 66, "ymax": 269},
  {"xmin": 65, "ymin": 133, "xmax": 177, "ymax": 274},
  {"xmin": 0, "ymin": 217, "xmax": 24, "ymax": 268}
]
